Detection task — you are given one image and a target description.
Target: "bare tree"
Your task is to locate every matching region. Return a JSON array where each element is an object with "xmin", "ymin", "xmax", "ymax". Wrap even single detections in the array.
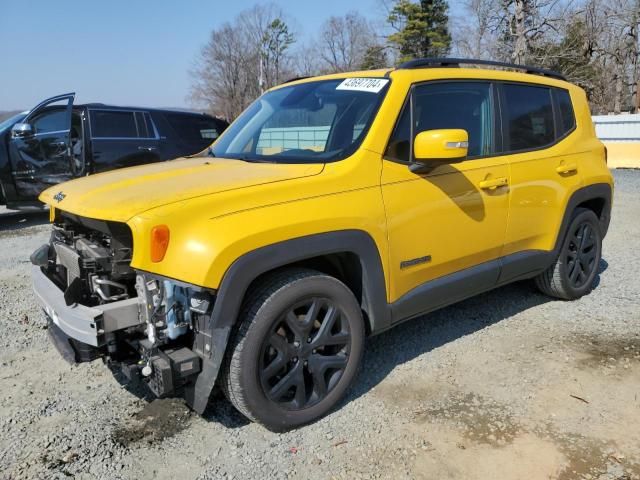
[
  {"xmin": 189, "ymin": 4, "xmax": 296, "ymax": 121},
  {"xmin": 240, "ymin": 4, "xmax": 296, "ymax": 91},
  {"xmin": 190, "ymin": 24, "xmax": 257, "ymax": 121},
  {"xmin": 292, "ymin": 42, "xmax": 324, "ymax": 77},
  {"xmin": 318, "ymin": 12, "xmax": 376, "ymax": 72},
  {"xmin": 489, "ymin": 0, "xmax": 570, "ymax": 64},
  {"xmin": 452, "ymin": 0, "xmax": 501, "ymax": 59}
]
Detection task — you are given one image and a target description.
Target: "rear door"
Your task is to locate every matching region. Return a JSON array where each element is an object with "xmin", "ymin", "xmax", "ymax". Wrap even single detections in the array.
[
  {"xmin": 8, "ymin": 93, "xmax": 74, "ymax": 200},
  {"xmin": 88, "ymin": 109, "xmax": 161, "ymax": 173},
  {"xmin": 497, "ymin": 83, "xmax": 583, "ymax": 282}
]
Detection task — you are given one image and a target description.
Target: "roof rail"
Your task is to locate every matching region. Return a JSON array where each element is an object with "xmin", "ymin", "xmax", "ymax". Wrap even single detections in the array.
[{"xmin": 397, "ymin": 57, "xmax": 566, "ymax": 81}]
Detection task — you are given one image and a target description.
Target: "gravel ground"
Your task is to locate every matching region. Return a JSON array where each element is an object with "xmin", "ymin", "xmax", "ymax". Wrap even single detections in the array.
[{"xmin": 1, "ymin": 170, "xmax": 639, "ymax": 480}]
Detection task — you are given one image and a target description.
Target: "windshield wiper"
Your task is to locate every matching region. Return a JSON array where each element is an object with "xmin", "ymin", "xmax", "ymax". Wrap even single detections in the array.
[{"xmin": 229, "ymin": 154, "xmax": 276, "ymax": 164}]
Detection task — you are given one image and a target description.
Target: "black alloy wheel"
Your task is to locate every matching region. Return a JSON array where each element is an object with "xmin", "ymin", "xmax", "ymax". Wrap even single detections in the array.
[
  {"xmin": 221, "ymin": 269, "xmax": 365, "ymax": 430},
  {"xmin": 565, "ymin": 222, "xmax": 598, "ymax": 289},
  {"xmin": 259, "ymin": 297, "xmax": 351, "ymax": 410},
  {"xmin": 535, "ymin": 208, "xmax": 602, "ymax": 300}
]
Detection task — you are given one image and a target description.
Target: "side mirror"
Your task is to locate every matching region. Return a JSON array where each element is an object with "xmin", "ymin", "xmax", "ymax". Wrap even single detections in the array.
[
  {"xmin": 411, "ymin": 129, "xmax": 468, "ymax": 171},
  {"xmin": 11, "ymin": 122, "xmax": 33, "ymax": 138}
]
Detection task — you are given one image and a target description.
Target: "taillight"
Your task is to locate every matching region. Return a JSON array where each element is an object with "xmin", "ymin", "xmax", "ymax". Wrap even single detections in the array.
[{"xmin": 150, "ymin": 225, "xmax": 170, "ymax": 262}]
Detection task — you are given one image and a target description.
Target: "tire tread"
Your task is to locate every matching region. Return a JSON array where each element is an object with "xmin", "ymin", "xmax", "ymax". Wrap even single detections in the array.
[
  {"xmin": 220, "ymin": 268, "xmax": 344, "ymax": 426},
  {"xmin": 535, "ymin": 207, "xmax": 601, "ymax": 300}
]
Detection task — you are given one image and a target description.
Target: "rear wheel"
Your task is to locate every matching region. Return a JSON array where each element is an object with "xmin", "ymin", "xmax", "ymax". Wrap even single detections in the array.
[
  {"xmin": 535, "ymin": 208, "xmax": 602, "ymax": 299},
  {"xmin": 221, "ymin": 268, "xmax": 365, "ymax": 431}
]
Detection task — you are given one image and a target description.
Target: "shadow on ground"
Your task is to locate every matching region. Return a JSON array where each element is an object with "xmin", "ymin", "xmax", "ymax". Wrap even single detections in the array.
[{"xmin": 0, "ymin": 209, "xmax": 49, "ymax": 233}]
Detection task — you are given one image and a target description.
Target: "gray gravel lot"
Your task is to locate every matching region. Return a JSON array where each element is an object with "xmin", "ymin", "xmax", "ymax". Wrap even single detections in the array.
[{"xmin": 1, "ymin": 170, "xmax": 639, "ymax": 480}]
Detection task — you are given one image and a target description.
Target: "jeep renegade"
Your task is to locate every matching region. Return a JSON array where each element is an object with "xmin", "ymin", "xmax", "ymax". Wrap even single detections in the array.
[{"xmin": 31, "ymin": 58, "xmax": 613, "ymax": 430}]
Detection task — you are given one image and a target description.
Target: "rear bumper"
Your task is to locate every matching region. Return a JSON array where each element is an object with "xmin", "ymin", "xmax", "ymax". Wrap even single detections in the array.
[{"xmin": 31, "ymin": 265, "xmax": 140, "ymax": 347}]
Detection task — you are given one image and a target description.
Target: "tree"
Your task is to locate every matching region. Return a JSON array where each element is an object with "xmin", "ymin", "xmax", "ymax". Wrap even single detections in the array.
[
  {"xmin": 490, "ymin": 0, "xmax": 569, "ymax": 65},
  {"xmin": 190, "ymin": 5, "xmax": 296, "ymax": 121},
  {"xmin": 387, "ymin": 0, "xmax": 452, "ymax": 62},
  {"xmin": 190, "ymin": 23, "xmax": 257, "ymax": 121},
  {"xmin": 453, "ymin": 0, "xmax": 500, "ymax": 60},
  {"xmin": 361, "ymin": 45, "xmax": 389, "ymax": 69},
  {"xmin": 318, "ymin": 12, "xmax": 376, "ymax": 72},
  {"xmin": 260, "ymin": 18, "xmax": 295, "ymax": 91}
]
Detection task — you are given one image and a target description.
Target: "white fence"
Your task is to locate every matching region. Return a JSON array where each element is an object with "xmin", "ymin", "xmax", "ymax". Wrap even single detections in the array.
[{"xmin": 592, "ymin": 114, "xmax": 640, "ymax": 142}]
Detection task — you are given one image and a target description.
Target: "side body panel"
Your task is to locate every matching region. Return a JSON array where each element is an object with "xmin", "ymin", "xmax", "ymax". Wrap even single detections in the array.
[{"xmin": 382, "ymin": 159, "xmax": 509, "ymax": 303}]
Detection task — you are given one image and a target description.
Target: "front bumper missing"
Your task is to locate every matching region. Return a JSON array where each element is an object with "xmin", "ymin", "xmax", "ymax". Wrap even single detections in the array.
[{"xmin": 31, "ymin": 265, "xmax": 140, "ymax": 347}]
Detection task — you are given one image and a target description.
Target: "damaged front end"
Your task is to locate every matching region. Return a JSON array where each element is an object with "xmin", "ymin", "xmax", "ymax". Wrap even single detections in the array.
[{"xmin": 31, "ymin": 211, "xmax": 216, "ymax": 403}]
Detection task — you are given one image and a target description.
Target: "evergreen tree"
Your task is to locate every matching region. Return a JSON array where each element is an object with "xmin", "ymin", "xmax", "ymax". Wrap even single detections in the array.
[
  {"xmin": 360, "ymin": 45, "xmax": 389, "ymax": 70},
  {"xmin": 260, "ymin": 18, "xmax": 294, "ymax": 89},
  {"xmin": 387, "ymin": 0, "xmax": 451, "ymax": 62}
]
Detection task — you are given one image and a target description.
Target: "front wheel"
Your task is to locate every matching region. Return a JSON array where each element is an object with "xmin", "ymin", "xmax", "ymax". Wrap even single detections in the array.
[
  {"xmin": 221, "ymin": 269, "xmax": 365, "ymax": 431},
  {"xmin": 535, "ymin": 208, "xmax": 602, "ymax": 300}
]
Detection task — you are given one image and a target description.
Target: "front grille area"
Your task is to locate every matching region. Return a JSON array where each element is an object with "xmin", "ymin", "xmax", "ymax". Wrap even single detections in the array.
[
  {"xmin": 53, "ymin": 242, "xmax": 81, "ymax": 283},
  {"xmin": 47, "ymin": 212, "xmax": 136, "ymax": 306}
]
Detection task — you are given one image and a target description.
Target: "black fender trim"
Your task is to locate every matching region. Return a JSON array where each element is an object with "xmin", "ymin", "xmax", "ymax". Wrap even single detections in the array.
[
  {"xmin": 187, "ymin": 230, "xmax": 390, "ymax": 414},
  {"xmin": 557, "ymin": 182, "xmax": 612, "ymax": 243}
]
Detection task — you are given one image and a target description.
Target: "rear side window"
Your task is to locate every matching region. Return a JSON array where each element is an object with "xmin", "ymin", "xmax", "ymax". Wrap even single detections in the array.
[
  {"xmin": 503, "ymin": 84, "xmax": 554, "ymax": 151},
  {"xmin": 165, "ymin": 113, "xmax": 222, "ymax": 143},
  {"xmin": 90, "ymin": 110, "xmax": 138, "ymax": 138},
  {"xmin": 555, "ymin": 89, "xmax": 575, "ymax": 137}
]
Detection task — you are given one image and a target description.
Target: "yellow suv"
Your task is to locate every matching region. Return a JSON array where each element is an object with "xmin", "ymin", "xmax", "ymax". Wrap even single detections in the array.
[{"xmin": 31, "ymin": 58, "xmax": 613, "ymax": 430}]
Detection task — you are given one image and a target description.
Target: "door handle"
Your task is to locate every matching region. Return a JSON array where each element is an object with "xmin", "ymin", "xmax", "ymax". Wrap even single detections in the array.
[
  {"xmin": 479, "ymin": 177, "xmax": 508, "ymax": 190},
  {"xmin": 556, "ymin": 163, "xmax": 578, "ymax": 174},
  {"xmin": 138, "ymin": 146, "xmax": 157, "ymax": 151}
]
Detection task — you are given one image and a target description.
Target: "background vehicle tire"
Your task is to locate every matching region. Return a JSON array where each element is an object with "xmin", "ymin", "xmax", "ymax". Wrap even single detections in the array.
[
  {"xmin": 221, "ymin": 268, "xmax": 365, "ymax": 431},
  {"xmin": 535, "ymin": 208, "xmax": 602, "ymax": 300}
]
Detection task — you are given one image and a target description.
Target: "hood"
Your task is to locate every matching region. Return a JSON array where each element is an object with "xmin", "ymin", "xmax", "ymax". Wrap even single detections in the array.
[{"xmin": 40, "ymin": 157, "xmax": 324, "ymax": 222}]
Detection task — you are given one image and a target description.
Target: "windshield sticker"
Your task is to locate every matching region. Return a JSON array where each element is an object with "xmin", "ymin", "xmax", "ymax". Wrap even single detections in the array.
[{"xmin": 336, "ymin": 78, "xmax": 389, "ymax": 93}]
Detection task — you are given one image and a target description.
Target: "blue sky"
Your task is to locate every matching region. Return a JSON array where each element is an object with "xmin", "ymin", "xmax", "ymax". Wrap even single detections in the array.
[{"xmin": 0, "ymin": 0, "xmax": 464, "ymax": 111}]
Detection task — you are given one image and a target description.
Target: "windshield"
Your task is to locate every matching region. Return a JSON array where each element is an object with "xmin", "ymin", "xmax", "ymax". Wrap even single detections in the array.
[
  {"xmin": 0, "ymin": 112, "xmax": 27, "ymax": 133},
  {"xmin": 212, "ymin": 78, "xmax": 390, "ymax": 163}
]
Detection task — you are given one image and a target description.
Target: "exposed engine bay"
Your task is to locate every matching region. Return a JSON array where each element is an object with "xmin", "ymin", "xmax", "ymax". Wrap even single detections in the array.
[{"xmin": 31, "ymin": 211, "xmax": 215, "ymax": 399}]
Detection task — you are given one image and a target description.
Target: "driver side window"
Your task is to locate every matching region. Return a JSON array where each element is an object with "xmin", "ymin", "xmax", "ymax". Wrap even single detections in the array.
[{"xmin": 385, "ymin": 81, "xmax": 494, "ymax": 162}]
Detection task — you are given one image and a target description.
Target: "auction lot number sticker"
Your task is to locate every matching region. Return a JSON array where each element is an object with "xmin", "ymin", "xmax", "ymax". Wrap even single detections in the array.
[{"xmin": 336, "ymin": 78, "xmax": 389, "ymax": 93}]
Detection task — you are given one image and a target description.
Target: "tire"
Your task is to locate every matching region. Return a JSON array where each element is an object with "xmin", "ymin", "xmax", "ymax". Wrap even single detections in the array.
[
  {"xmin": 221, "ymin": 268, "xmax": 365, "ymax": 431},
  {"xmin": 535, "ymin": 208, "xmax": 602, "ymax": 300}
]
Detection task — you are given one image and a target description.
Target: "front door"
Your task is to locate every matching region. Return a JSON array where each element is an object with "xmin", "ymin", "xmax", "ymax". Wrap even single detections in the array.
[
  {"xmin": 8, "ymin": 93, "xmax": 75, "ymax": 200},
  {"xmin": 381, "ymin": 81, "xmax": 510, "ymax": 314}
]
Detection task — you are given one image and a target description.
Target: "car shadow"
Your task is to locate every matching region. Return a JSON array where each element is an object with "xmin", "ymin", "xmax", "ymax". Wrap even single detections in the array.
[
  {"xmin": 0, "ymin": 209, "xmax": 49, "ymax": 232},
  {"xmin": 108, "ymin": 258, "xmax": 609, "ymax": 431},
  {"xmin": 344, "ymin": 257, "xmax": 609, "ymax": 408}
]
